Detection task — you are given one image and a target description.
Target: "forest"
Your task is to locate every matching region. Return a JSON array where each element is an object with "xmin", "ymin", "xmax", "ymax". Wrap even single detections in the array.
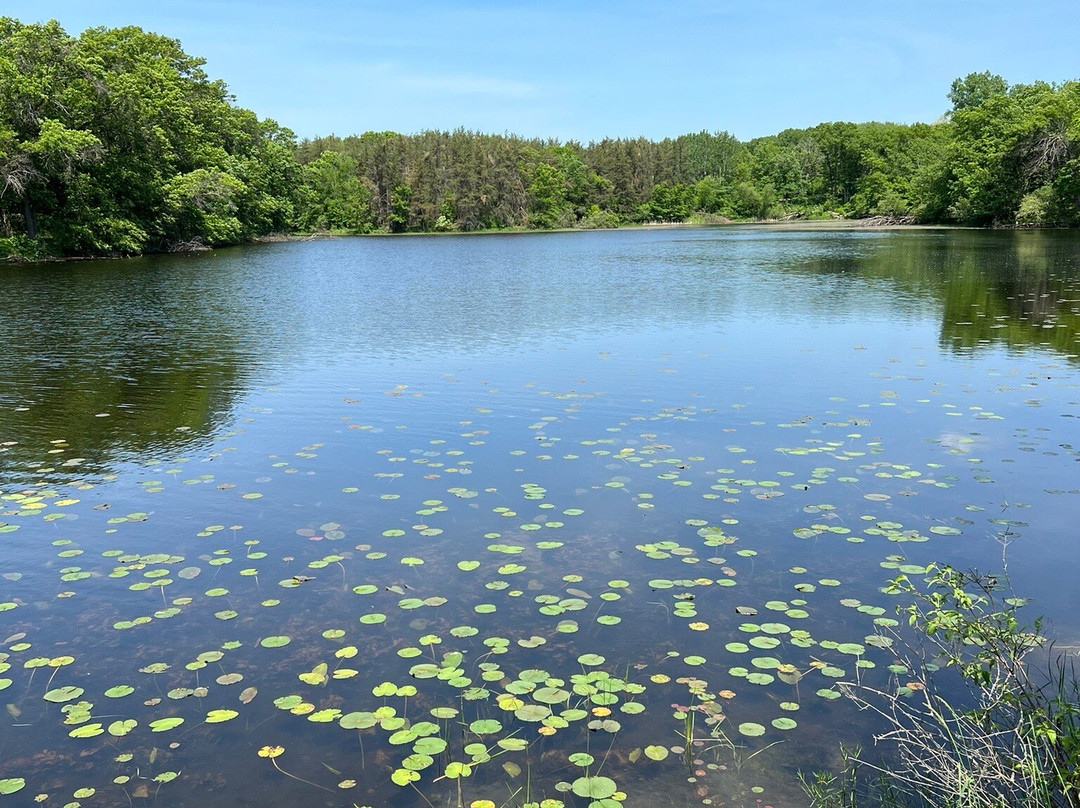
[{"xmin": 2, "ymin": 18, "xmax": 1079, "ymax": 258}]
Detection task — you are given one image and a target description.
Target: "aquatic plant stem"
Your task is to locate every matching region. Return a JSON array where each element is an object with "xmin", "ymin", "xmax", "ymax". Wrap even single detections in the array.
[
  {"xmin": 269, "ymin": 757, "xmax": 335, "ymax": 793},
  {"xmin": 407, "ymin": 781, "xmax": 438, "ymax": 808}
]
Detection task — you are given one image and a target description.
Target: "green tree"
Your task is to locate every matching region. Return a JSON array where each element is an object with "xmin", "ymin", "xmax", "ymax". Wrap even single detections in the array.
[
  {"xmin": 948, "ymin": 71, "xmax": 1009, "ymax": 113},
  {"xmin": 294, "ymin": 151, "xmax": 374, "ymax": 232},
  {"xmin": 936, "ymin": 80, "xmax": 1080, "ymax": 224},
  {"xmin": 693, "ymin": 176, "xmax": 730, "ymax": 215},
  {"xmin": 389, "ymin": 184, "xmax": 413, "ymax": 232},
  {"xmin": 527, "ymin": 161, "xmax": 567, "ymax": 229},
  {"xmin": 732, "ymin": 181, "xmax": 777, "ymax": 219},
  {"xmin": 0, "ymin": 18, "xmax": 298, "ymax": 255},
  {"xmin": 642, "ymin": 182, "xmax": 694, "ymax": 221}
]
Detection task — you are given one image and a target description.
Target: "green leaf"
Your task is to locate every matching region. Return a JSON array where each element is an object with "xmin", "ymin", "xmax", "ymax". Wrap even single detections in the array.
[
  {"xmin": 0, "ymin": 779, "xmax": 26, "ymax": 795},
  {"xmin": 571, "ymin": 775, "xmax": 617, "ymax": 799},
  {"xmin": 69, "ymin": 723, "xmax": 105, "ymax": 738},
  {"xmin": 43, "ymin": 685, "xmax": 84, "ymax": 703},
  {"xmin": 444, "ymin": 762, "xmax": 472, "ymax": 779},
  {"xmin": 108, "ymin": 719, "xmax": 137, "ymax": 737}
]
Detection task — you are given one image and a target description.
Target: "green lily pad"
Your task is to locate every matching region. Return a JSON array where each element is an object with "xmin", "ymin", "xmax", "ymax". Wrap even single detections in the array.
[
  {"xmin": 571, "ymin": 776, "xmax": 617, "ymax": 799},
  {"xmin": 644, "ymin": 745, "xmax": 669, "ymax": 761},
  {"xmin": 108, "ymin": 719, "xmax": 138, "ymax": 737},
  {"xmin": 569, "ymin": 753, "xmax": 595, "ymax": 767},
  {"xmin": 391, "ymin": 768, "xmax": 419, "ymax": 786},
  {"xmin": 413, "ymin": 737, "xmax": 448, "ymax": 755},
  {"xmin": 69, "ymin": 723, "xmax": 105, "ymax": 738},
  {"xmin": 514, "ymin": 704, "xmax": 551, "ymax": 722},
  {"xmin": 444, "ymin": 762, "xmax": 472, "ymax": 779},
  {"xmin": 43, "ymin": 685, "xmax": 85, "ymax": 703}
]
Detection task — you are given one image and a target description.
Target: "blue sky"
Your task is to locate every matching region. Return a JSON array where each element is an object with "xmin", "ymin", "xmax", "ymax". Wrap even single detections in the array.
[{"xmin": 20, "ymin": 1, "xmax": 1080, "ymax": 142}]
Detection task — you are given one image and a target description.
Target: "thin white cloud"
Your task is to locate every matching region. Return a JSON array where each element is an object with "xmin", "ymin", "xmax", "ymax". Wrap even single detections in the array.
[
  {"xmin": 356, "ymin": 62, "xmax": 537, "ymax": 100},
  {"xmin": 398, "ymin": 73, "xmax": 536, "ymax": 99},
  {"xmin": 336, "ymin": 61, "xmax": 535, "ymax": 99}
]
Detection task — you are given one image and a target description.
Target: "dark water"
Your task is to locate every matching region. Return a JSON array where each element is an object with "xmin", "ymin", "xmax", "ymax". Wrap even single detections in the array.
[{"xmin": 1, "ymin": 227, "xmax": 1078, "ymax": 808}]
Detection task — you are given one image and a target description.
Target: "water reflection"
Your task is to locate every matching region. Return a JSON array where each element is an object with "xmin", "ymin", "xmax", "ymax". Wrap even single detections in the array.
[
  {"xmin": 1, "ymin": 227, "xmax": 1080, "ymax": 808},
  {"xmin": 1, "ymin": 227, "xmax": 1078, "ymax": 479},
  {"xmin": 0, "ymin": 257, "xmax": 252, "ymax": 480},
  {"xmin": 787, "ymin": 228, "xmax": 1080, "ymax": 358}
]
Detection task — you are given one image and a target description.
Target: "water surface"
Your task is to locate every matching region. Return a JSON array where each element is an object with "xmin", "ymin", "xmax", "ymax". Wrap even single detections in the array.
[{"xmin": 1, "ymin": 227, "xmax": 1078, "ymax": 808}]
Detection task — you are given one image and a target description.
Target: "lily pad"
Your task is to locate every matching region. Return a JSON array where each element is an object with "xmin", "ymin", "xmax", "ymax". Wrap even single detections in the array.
[
  {"xmin": 644, "ymin": 745, "xmax": 669, "ymax": 761},
  {"xmin": 43, "ymin": 686, "xmax": 85, "ymax": 703},
  {"xmin": 571, "ymin": 776, "xmax": 617, "ymax": 799},
  {"xmin": 108, "ymin": 719, "xmax": 138, "ymax": 737}
]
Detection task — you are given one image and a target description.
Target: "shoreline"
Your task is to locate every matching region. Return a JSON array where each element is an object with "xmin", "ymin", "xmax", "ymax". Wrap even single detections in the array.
[
  {"xmin": 285, "ymin": 217, "xmax": 974, "ymax": 243},
  {"xmin": 0, "ymin": 218, "xmax": 1053, "ymax": 263}
]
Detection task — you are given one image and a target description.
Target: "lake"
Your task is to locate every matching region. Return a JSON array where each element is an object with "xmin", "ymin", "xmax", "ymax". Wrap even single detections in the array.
[{"xmin": 1, "ymin": 226, "xmax": 1078, "ymax": 808}]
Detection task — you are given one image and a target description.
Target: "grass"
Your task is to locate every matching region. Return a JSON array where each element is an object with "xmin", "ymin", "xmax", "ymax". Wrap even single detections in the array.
[{"xmin": 801, "ymin": 561, "xmax": 1080, "ymax": 808}]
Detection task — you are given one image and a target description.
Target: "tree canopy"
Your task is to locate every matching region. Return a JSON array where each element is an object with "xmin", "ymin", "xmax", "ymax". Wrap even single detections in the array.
[
  {"xmin": 0, "ymin": 18, "xmax": 298, "ymax": 256},
  {"xmin": 0, "ymin": 20, "xmax": 1077, "ymax": 261}
]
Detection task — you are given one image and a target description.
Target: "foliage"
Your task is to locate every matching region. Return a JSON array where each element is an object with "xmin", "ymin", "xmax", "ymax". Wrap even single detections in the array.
[
  {"xmin": 0, "ymin": 18, "xmax": 297, "ymax": 256},
  {"xmin": 388, "ymin": 184, "xmax": 413, "ymax": 233},
  {"xmin": 293, "ymin": 151, "xmax": 375, "ymax": 233},
  {"xmin": 949, "ymin": 72, "xmax": 1009, "ymax": 113},
  {"xmin": 577, "ymin": 205, "xmax": 620, "ymax": 229},
  {"xmin": 1, "ymin": 20, "xmax": 1076, "ymax": 257},
  {"xmin": 929, "ymin": 76, "xmax": 1080, "ymax": 225},
  {"xmin": 1017, "ymin": 186, "xmax": 1056, "ymax": 226},
  {"xmin": 804, "ymin": 563, "xmax": 1080, "ymax": 808},
  {"xmin": 731, "ymin": 181, "xmax": 778, "ymax": 220},
  {"xmin": 527, "ymin": 160, "xmax": 568, "ymax": 228},
  {"xmin": 0, "ymin": 232, "xmax": 43, "ymax": 260},
  {"xmin": 640, "ymin": 182, "xmax": 695, "ymax": 222}
]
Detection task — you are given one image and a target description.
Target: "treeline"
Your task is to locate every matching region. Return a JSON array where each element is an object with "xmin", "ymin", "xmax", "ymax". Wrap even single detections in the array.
[
  {"xmin": 2, "ymin": 20, "xmax": 1079, "ymax": 258},
  {"xmin": 289, "ymin": 123, "xmax": 943, "ymax": 232},
  {"xmin": 293, "ymin": 72, "xmax": 1079, "ymax": 233},
  {"xmin": 0, "ymin": 19, "xmax": 297, "ymax": 257}
]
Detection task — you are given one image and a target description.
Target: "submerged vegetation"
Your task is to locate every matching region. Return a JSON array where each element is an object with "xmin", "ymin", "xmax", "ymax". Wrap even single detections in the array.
[
  {"xmin": 1, "ymin": 224, "xmax": 1079, "ymax": 806},
  {"xmin": 2, "ymin": 19, "xmax": 1080, "ymax": 259}
]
